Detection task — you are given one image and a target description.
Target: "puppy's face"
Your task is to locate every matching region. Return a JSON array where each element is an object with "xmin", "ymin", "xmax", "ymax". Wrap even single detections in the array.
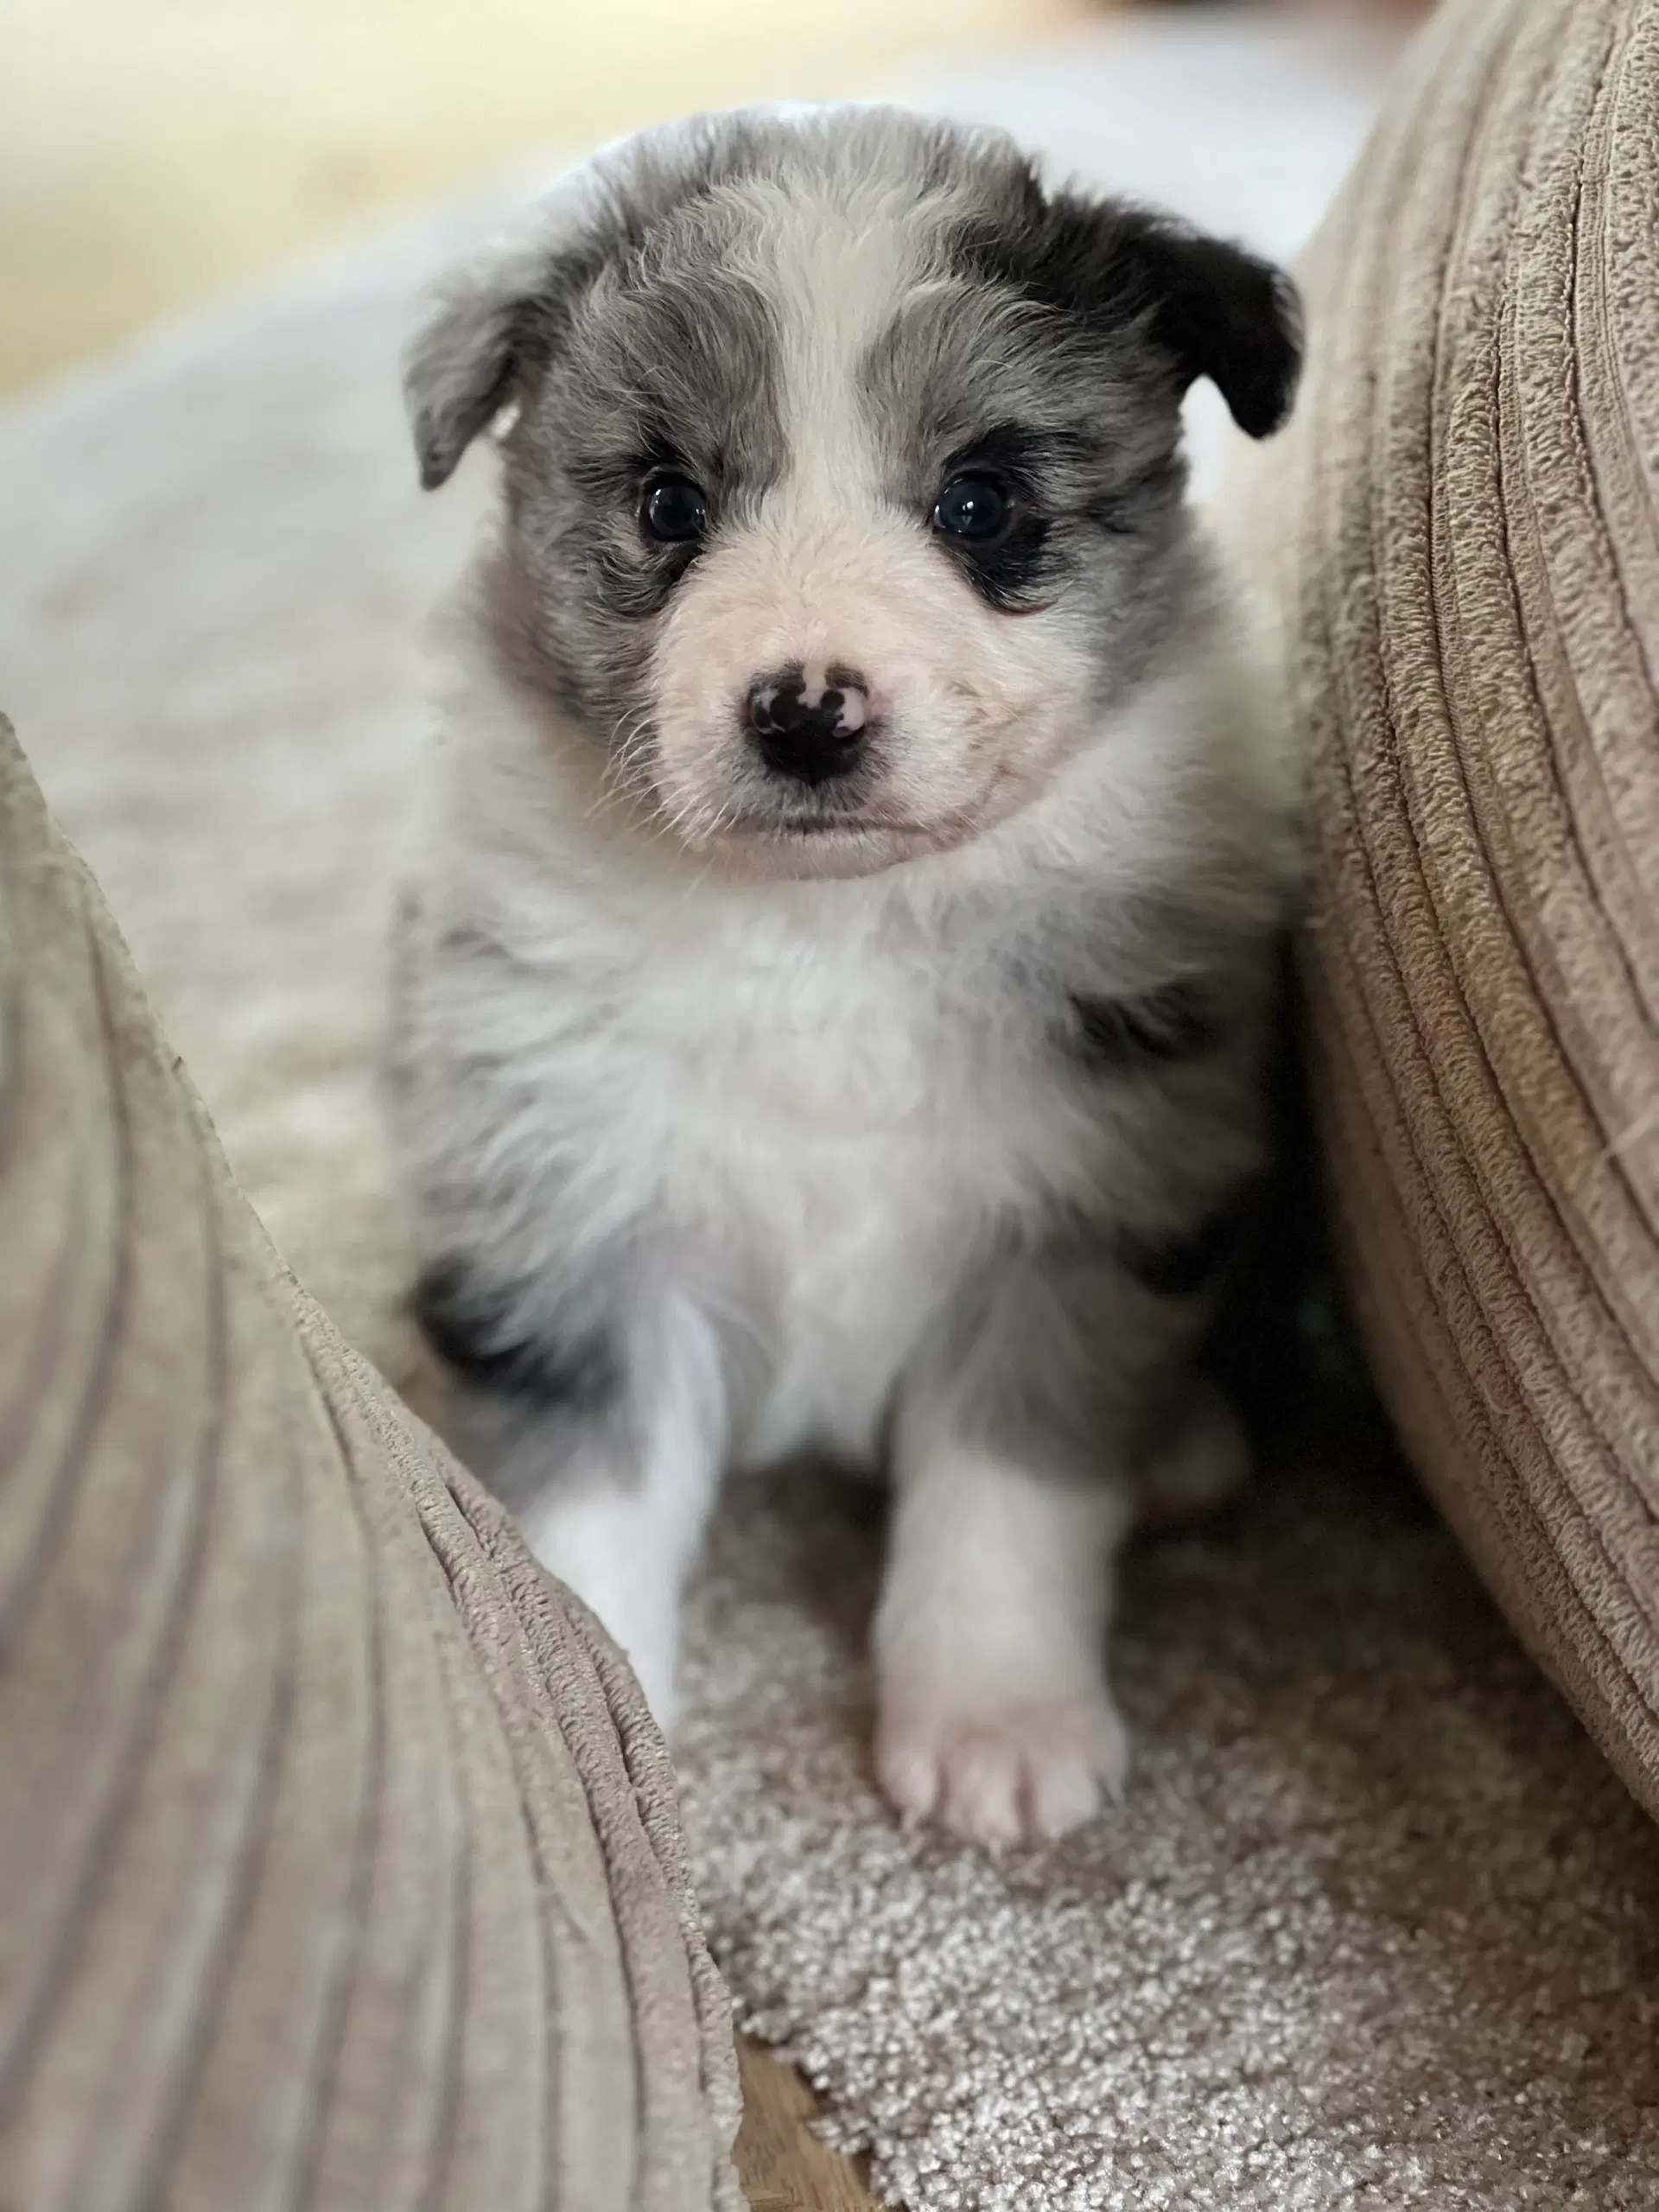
[{"xmin": 410, "ymin": 111, "xmax": 1300, "ymax": 879}]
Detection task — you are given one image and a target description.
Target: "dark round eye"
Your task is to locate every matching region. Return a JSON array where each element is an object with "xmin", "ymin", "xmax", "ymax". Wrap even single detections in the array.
[
  {"xmin": 642, "ymin": 475, "xmax": 709, "ymax": 543},
  {"xmin": 932, "ymin": 474, "xmax": 1011, "ymax": 542}
]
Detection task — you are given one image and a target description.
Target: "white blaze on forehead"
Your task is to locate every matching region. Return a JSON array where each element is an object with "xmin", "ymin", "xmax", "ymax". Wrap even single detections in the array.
[{"xmin": 721, "ymin": 169, "xmax": 938, "ymax": 499}]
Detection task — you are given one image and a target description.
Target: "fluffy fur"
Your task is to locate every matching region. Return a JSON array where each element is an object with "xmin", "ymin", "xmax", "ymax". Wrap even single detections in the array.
[{"xmin": 396, "ymin": 105, "xmax": 1303, "ymax": 1847}]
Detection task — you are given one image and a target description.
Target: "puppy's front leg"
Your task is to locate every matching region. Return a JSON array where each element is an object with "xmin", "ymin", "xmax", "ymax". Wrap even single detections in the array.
[
  {"xmin": 874, "ymin": 1431, "xmax": 1131, "ymax": 1851},
  {"xmin": 874, "ymin": 1250, "xmax": 1159, "ymax": 1849},
  {"xmin": 426, "ymin": 1275, "xmax": 726, "ymax": 1732}
]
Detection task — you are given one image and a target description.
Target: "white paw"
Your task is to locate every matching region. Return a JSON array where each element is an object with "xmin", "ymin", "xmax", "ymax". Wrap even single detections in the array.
[{"xmin": 874, "ymin": 1688, "xmax": 1130, "ymax": 1849}]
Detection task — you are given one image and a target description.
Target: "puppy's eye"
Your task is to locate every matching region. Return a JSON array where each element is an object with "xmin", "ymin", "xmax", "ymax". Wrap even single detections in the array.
[
  {"xmin": 932, "ymin": 474, "xmax": 1011, "ymax": 542},
  {"xmin": 642, "ymin": 475, "xmax": 709, "ymax": 543}
]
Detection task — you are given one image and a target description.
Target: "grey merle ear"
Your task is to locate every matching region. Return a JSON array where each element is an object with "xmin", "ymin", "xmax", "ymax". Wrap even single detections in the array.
[
  {"xmin": 405, "ymin": 274, "xmax": 533, "ymax": 492},
  {"xmin": 404, "ymin": 207, "xmax": 618, "ymax": 490},
  {"xmin": 405, "ymin": 229, "xmax": 595, "ymax": 492},
  {"xmin": 405, "ymin": 131, "xmax": 715, "ymax": 489}
]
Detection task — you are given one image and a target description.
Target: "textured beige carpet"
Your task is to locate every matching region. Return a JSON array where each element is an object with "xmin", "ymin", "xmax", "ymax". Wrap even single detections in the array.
[
  {"xmin": 679, "ymin": 1448, "xmax": 1659, "ymax": 2208},
  {"xmin": 3, "ymin": 11, "xmax": 1656, "ymax": 2209}
]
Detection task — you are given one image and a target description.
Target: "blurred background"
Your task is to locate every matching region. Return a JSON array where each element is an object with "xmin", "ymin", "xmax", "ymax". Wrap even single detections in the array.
[{"xmin": 3, "ymin": 0, "xmax": 1426, "ymax": 399}]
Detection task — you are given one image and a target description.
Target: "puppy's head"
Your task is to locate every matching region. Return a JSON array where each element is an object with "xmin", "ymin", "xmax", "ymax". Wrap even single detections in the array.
[{"xmin": 409, "ymin": 109, "xmax": 1300, "ymax": 879}]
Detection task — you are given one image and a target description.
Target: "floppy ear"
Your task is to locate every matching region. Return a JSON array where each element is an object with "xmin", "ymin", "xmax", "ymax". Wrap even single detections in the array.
[
  {"xmin": 404, "ymin": 185, "xmax": 620, "ymax": 491},
  {"xmin": 404, "ymin": 218, "xmax": 597, "ymax": 491},
  {"xmin": 1117, "ymin": 214, "xmax": 1304, "ymax": 440},
  {"xmin": 404, "ymin": 270, "xmax": 540, "ymax": 492},
  {"xmin": 404, "ymin": 124, "xmax": 715, "ymax": 489},
  {"xmin": 990, "ymin": 181, "xmax": 1304, "ymax": 440}
]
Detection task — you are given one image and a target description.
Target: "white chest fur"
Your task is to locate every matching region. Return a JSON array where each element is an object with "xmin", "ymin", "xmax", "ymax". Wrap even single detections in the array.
[{"xmin": 435, "ymin": 845, "xmax": 1113, "ymax": 1471}]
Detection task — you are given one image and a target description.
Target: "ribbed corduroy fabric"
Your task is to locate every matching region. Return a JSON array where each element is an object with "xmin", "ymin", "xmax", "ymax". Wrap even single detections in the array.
[
  {"xmin": 0, "ymin": 716, "xmax": 741, "ymax": 2212},
  {"xmin": 1225, "ymin": 0, "xmax": 1659, "ymax": 1815}
]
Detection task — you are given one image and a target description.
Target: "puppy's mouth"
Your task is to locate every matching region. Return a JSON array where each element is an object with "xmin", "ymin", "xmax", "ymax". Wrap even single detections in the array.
[
  {"xmin": 720, "ymin": 766, "xmax": 1020, "ymax": 852},
  {"xmin": 683, "ymin": 804, "xmax": 992, "ymax": 880},
  {"xmin": 767, "ymin": 814, "xmax": 940, "ymax": 838},
  {"xmin": 723, "ymin": 808, "xmax": 970, "ymax": 852}
]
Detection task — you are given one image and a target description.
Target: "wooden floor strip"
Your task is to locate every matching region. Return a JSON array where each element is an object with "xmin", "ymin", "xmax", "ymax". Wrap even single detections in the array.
[{"xmin": 734, "ymin": 2037, "xmax": 882, "ymax": 2211}]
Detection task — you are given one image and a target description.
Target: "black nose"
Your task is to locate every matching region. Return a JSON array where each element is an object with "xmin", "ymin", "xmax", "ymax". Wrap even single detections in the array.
[{"xmin": 745, "ymin": 667, "xmax": 870, "ymax": 786}]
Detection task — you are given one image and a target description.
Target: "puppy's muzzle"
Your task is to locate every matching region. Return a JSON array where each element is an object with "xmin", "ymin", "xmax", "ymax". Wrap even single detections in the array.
[{"xmin": 745, "ymin": 664, "xmax": 872, "ymax": 787}]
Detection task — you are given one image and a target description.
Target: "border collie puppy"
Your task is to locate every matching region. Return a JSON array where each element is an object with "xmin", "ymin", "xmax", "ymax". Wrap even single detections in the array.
[{"xmin": 397, "ymin": 105, "xmax": 1301, "ymax": 1847}]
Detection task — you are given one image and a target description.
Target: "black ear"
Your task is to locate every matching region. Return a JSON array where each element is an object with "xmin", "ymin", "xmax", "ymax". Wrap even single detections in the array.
[
  {"xmin": 1120, "ymin": 216, "xmax": 1303, "ymax": 439},
  {"xmin": 976, "ymin": 177, "xmax": 1304, "ymax": 441}
]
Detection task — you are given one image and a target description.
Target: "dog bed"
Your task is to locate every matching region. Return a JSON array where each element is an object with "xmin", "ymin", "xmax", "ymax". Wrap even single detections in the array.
[
  {"xmin": 0, "ymin": 715, "xmax": 741, "ymax": 2209},
  {"xmin": 1228, "ymin": 0, "xmax": 1659, "ymax": 1821}
]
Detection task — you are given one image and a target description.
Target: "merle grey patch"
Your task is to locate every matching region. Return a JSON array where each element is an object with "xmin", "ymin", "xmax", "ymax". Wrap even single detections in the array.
[
  {"xmin": 409, "ymin": 117, "xmax": 798, "ymax": 739},
  {"xmin": 492, "ymin": 216, "xmax": 787, "ymax": 734},
  {"xmin": 861, "ymin": 247, "xmax": 1195, "ymax": 691},
  {"xmin": 1068, "ymin": 981, "xmax": 1221, "ymax": 1075},
  {"xmin": 408, "ymin": 114, "xmax": 782, "ymax": 493},
  {"xmin": 907, "ymin": 1213, "xmax": 1230, "ymax": 1481}
]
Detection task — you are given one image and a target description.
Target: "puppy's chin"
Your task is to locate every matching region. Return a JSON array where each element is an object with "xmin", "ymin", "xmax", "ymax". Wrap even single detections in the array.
[
  {"xmin": 649, "ymin": 763, "xmax": 1046, "ymax": 880},
  {"xmin": 683, "ymin": 815, "xmax": 972, "ymax": 884},
  {"xmin": 640, "ymin": 743, "xmax": 1041, "ymax": 881}
]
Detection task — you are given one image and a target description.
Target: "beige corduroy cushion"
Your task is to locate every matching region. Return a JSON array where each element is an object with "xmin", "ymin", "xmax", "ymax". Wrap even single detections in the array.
[
  {"xmin": 0, "ymin": 715, "xmax": 741, "ymax": 2211},
  {"xmin": 1228, "ymin": 0, "xmax": 1659, "ymax": 1815}
]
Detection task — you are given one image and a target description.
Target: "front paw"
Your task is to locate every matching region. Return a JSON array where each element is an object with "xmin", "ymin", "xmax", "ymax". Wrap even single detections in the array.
[{"xmin": 874, "ymin": 1687, "xmax": 1129, "ymax": 1849}]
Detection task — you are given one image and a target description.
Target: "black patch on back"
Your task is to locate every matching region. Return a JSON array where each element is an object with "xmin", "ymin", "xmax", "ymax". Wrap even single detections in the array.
[
  {"xmin": 415, "ymin": 1255, "xmax": 620, "ymax": 1414},
  {"xmin": 1117, "ymin": 1189, "xmax": 1254, "ymax": 1300},
  {"xmin": 1068, "ymin": 982, "xmax": 1220, "ymax": 1075}
]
